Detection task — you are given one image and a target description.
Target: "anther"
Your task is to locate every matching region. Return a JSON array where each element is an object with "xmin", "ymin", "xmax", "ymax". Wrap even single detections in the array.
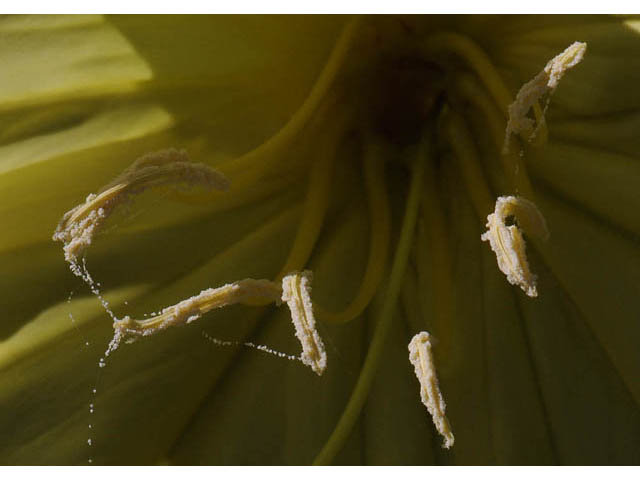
[
  {"xmin": 481, "ymin": 195, "xmax": 549, "ymax": 297},
  {"xmin": 53, "ymin": 148, "xmax": 229, "ymax": 265},
  {"xmin": 504, "ymin": 41, "xmax": 587, "ymax": 152},
  {"xmin": 408, "ymin": 331, "xmax": 454, "ymax": 449},
  {"xmin": 281, "ymin": 270, "xmax": 327, "ymax": 376},
  {"xmin": 105, "ymin": 278, "xmax": 282, "ymax": 355},
  {"xmin": 53, "ymin": 149, "xmax": 328, "ymax": 377}
]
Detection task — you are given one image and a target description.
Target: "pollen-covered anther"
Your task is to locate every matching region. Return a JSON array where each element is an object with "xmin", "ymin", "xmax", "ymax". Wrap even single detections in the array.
[
  {"xmin": 481, "ymin": 195, "xmax": 549, "ymax": 297},
  {"xmin": 503, "ymin": 41, "xmax": 587, "ymax": 152},
  {"xmin": 408, "ymin": 331, "xmax": 454, "ymax": 449},
  {"xmin": 105, "ymin": 278, "xmax": 282, "ymax": 355},
  {"xmin": 52, "ymin": 148, "xmax": 230, "ymax": 265},
  {"xmin": 281, "ymin": 270, "xmax": 327, "ymax": 376}
]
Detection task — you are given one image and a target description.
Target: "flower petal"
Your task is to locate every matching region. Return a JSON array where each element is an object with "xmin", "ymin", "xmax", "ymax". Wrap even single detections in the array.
[
  {"xmin": 0, "ymin": 185, "xmax": 302, "ymax": 464},
  {"xmin": 168, "ymin": 192, "xmax": 372, "ymax": 464}
]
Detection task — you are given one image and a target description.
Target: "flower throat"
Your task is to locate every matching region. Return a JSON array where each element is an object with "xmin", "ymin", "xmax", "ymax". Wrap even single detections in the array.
[{"xmin": 52, "ymin": 16, "xmax": 587, "ymax": 465}]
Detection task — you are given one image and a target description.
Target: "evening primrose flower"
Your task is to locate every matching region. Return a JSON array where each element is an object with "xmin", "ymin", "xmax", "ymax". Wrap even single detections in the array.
[{"xmin": 1, "ymin": 14, "xmax": 639, "ymax": 466}]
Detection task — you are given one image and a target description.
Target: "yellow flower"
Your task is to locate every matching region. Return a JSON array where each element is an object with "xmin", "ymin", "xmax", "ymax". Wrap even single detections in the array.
[{"xmin": 1, "ymin": 14, "xmax": 639, "ymax": 465}]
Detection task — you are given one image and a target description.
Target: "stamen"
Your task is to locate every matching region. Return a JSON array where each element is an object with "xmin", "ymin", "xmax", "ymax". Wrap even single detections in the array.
[
  {"xmin": 320, "ymin": 139, "xmax": 391, "ymax": 324},
  {"xmin": 422, "ymin": 32, "xmax": 548, "ymax": 147},
  {"xmin": 53, "ymin": 147, "xmax": 328, "ymax": 376},
  {"xmin": 545, "ymin": 42, "xmax": 588, "ymax": 89},
  {"xmin": 104, "ymin": 269, "xmax": 327, "ymax": 378},
  {"xmin": 416, "ymin": 155, "xmax": 453, "ymax": 363},
  {"xmin": 444, "ymin": 111, "xmax": 494, "ymax": 218},
  {"xmin": 52, "ymin": 148, "xmax": 229, "ymax": 265},
  {"xmin": 106, "ymin": 278, "xmax": 281, "ymax": 355},
  {"xmin": 452, "ymin": 74, "xmax": 535, "ymax": 199},
  {"xmin": 222, "ymin": 17, "xmax": 360, "ymax": 181},
  {"xmin": 481, "ymin": 195, "xmax": 549, "ymax": 297},
  {"xmin": 281, "ymin": 270, "xmax": 327, "ymax": 376},
  {"xmin": 168, "ymin": 16, "xmax": 361, "ymax": 207},
  {"xmin": 314, "ymin": 137, "xmax": 427, "ymax": 465},
  {"xmin": 504, "ymin": 42, "xmax": 587, "ymax": 152},
  {"xmin": 422, "ymin": 32, "xmax": 513, "ymax": 112},
  {"xmin": 408, "ymin": 331, "xmax": 454, "ymax": 449},
  {"xmin": 276, "ymin": 120, "xmax": 344, "ymax": 281}
]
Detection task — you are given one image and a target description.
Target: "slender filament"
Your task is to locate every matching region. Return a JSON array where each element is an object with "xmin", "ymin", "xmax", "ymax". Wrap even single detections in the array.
[
  {"xmin": 421, "ymin": 31, "xmax": 547, "ymax": 144},
  {"xmin": 416, "ymin": 157, "xmax": 454, "ymax": 364},
  {"xmin": 168, "ymin": 16, "xmax": 361, "ymax": 206},
  {"xmin": 276, "ymin": 123, "xmax": 346, "ymax": 281},
  {"xmin": 319, "ymin": 139, "xmax": 391, "ymax": 324},
  {"xmin": 313, "ymin": 138, "xmax": 427, "ymax": 465}
]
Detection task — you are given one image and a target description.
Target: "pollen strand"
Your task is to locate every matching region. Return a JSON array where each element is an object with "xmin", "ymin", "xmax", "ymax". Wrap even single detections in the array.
[
  {"xmin": 504, "ymin": 41, "xmax": 587, "ymax": 153},
  {"xmin": 52, "ymin": 148, "xmax": 229, "ymax": 265},
  {"xmin": 281, "ymin": 271, "xmax": 327, "ymax": 376},
  {"xmin": 408, "ymin": 331, "xmax": 454, "ymax": 449},
  {"xmin": 221, "ymin": 17, "xmax": 359, "ymax": 181},
  {"xmin": 481, "ymin": 195, "xmax": 549, "ymax": 297}
]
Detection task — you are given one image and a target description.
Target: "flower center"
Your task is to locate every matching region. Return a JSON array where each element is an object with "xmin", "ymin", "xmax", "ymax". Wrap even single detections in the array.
[
  {"xmin": 363, "ymin": 55, "xmax": 445, "ymax": 148},
  {"xmin": 52, "ymin": 16, "xmax": 588, "ymax": 465}
]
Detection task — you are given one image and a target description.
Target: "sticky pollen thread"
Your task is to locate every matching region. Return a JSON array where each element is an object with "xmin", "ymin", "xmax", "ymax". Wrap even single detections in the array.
[
  {"xmin": 281, "ymin": 270, "xmax": 327, "ymax": 376},
  {"xmin": 503, "ymin": 41, "xmax": 587, "ymax": 153},
  {"xmin": 202, "ymin": 331, "xmax": 299, "ymax": 362},
  {"xmin": 481, "ymin": 195, "xmax": 548, "ymax": 297},
  {"xmin": 408, "ymin": 331, "xmax": 454, "ymax": 449}
]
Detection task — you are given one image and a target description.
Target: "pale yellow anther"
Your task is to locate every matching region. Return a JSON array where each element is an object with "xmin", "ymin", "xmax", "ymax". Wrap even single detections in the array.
[
  {"xmin": 504, "ymin": 41, "xmax": 587, "ymax": 152},
  {"xmin": 544, "ymin": 41, "xmax": 587, "ymax": 90},
  {"xmin": 106, "ymin": 278, "xmax": 281, "ymax": 355},
  {"xmin": 408, "ymin": 331, "xmax": 454, "ymax": 449},
  {"xmin": 281, "ymin": 270, "xmax": 327, "ymax": 376},
  {"xmin": 481, "ymin": 195, "xmax": 549, "ymax": 297},
  {"xmin": 53, "ymin": 148, "xmax": 229, "ymax": 264}
]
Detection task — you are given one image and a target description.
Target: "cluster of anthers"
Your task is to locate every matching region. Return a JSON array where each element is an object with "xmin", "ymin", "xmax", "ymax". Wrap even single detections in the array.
[
  {"xmin": 52, "ymin": 26, "xmax": 586, "ymax": 457},
  {"xmin": 484, "ymin": 41, "xmax": 586, "ymax": 298},
  {"xmin": 52, "ymin": 148, "xmax": 327, "ymax": 375}
]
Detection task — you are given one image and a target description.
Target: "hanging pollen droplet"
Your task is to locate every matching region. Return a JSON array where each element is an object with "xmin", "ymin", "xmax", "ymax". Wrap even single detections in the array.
[{"xmin": 481, "ymin": 195, "xmax": 549, "ymax": 297}]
